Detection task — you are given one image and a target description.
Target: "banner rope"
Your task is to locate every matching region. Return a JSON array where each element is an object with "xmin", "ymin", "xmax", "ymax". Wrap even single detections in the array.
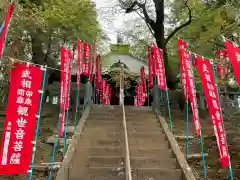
[
  {"xmin": 28, "ymin": 66, "xmax": 47, "ymax": 180},
  {"xmin": 8, "ymin": 58, "xmax": 65, "ymax": 72}
]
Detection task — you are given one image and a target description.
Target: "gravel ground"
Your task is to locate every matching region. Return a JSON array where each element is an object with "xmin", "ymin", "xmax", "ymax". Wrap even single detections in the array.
[{"xmin": 170, "ymin": 109, "xmax": 240, "ymax": 180}]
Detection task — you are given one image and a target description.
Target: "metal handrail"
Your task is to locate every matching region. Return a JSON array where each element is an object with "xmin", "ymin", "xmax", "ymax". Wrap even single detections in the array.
[{"xmin": 119, "ymin": 69, "xmax": 132, "ymax": 180}]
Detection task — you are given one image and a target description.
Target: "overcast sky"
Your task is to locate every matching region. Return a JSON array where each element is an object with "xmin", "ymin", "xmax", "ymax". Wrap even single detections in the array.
[{"xmin": 93, "ymin": 0, "xmax": 133, "ymax": 43}]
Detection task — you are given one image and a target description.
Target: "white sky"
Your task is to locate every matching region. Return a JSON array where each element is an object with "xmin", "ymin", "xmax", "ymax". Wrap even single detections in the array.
[
  {"xmin": 93, "ymin": 0, "xmax": 173, "ymax": 44},
  {"xmin": 93, "ymin": 0, "xmax": 132, "ymax": 43}
]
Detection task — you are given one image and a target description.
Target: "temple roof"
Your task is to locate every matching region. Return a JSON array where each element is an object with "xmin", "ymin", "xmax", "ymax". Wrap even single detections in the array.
[{"xmin": 102, "ymin": 44, "xmax": 148, "ymax": 75}]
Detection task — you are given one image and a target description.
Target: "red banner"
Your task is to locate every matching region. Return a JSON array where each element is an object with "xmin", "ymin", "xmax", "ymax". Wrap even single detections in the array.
[
  {"xmin": 153, "ymin": 46, "xmax": 167, "ymax": 90},
  {"xmin": 225, "ymin": 40, "xmax": 240, "ymax": 85},
  {"xmin": 216, "ymin": 50, "xmax": 228, "ymax": 80},
  {"xmin": 77, "ymin": 40, "xmax": 82, "ymax": 87},
  {"xmin": 102, "ymin": 80, "xmax": 107, "ymax": 104},
  {"xmin": 196, "ymin": 56, "xmax": 230, "ymax": 168},
  {"xmin": 103, "ymin": 83, "xmax": 111, "ymax": 105},
  {"xmin": 151, "ymin": 44, "xmax": 156, "ymax": 76},
  {"xmin": 90, "ymin": 41, "xmax": 96, "ymax": 83},
  {"xmin": 96, "ymin": 55, "xmax": 102, "ymax": 93},
  {"xmin": 182, "ymin": 51, "xmax": 201, "ymax": 136},
  {"xmin": 82, "ymin": 42, "xmax": 91, "ymax": 77},
  {"xmin": 140, "ymin": 67, "xmax": 147, "ymax": 93},
  {"xmin": 178, "ymin": 39, "xmax": 188, "ymax": 101},
  {"xmin": 0, "ymin": 3, "xmax": 14, "ymax": 57},
  {"xmin": 59, "ymin": 48, "xmax": 72, "ymax": 137},
  {"xmin": 0, "ymin": 63, "xmax": 42, "ymax": 174},
  {"xmin": 148, "ymin": 48, "xmax": 153, "ymax": 88},
  {"xmin": 135, "ymin": 83, "xmax": 146, "ymax": 106}
]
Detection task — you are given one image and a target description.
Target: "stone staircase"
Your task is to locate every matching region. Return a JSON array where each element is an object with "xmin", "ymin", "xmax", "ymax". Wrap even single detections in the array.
[{"xmin": 68, "ymin": 105, "xmax": 183, "ymax": 180}]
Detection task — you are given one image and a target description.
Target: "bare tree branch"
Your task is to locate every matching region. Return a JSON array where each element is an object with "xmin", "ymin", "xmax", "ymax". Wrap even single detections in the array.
[
  {"xmin": 165, "ymin": 5, "xmax": 192, "ymax": 46},
  {"xmin": 136, "ymin": 1, "xmax": 155, "ymax": 32},
  {"xmin": 133, "ymin": 10, "xmax": 155, "ymax": 36},
  {"xmin": 119, "ymin": 0, "xmax": 155, "ymax": 36}
]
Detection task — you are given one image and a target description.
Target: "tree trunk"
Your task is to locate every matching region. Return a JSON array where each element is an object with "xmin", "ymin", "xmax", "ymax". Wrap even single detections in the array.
[
  {"xmin": 31, "ymin": 32, "xmax": 45, "ymax": 65},
  {"xmin": 156, "ymin": 40, "xmax": 177, "ymax": 90},
  {"xmin": 154, "ymin": 0, "xmax": 177, "ymax": 90}
]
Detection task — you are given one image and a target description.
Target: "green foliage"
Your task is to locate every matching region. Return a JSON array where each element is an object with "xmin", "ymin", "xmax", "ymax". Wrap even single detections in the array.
[
  {"xmin": 166, "ymin": 0, "xmax": 240, "ymax": 90},
  {"xmin": 169, "ymin": 0, "xmax": 239, "ymax": 56},
  {"xmin": 0, "ymin": 0, "xmax": 101, "ymax": 66}
]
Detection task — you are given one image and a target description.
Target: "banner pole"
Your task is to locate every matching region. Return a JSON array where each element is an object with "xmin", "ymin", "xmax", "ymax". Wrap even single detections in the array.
[
  {"xmin": 63, "ymin": 72, "xmax": 72, "ymax": 154},
  {"xmin": 147, "ymin": 85, "xmax": 150, "ymax": 106},
  {"xmin": 96, "ymin": 89, "xmax": 99, "ymax": 104},
  {"xmin": 73, "ymin": 84, "xmax": 80, "ymax": 129},
  {"xmin": 28, "ymin": 65, "xmax": 47, "ymax": 180},
  {"xmin": 189, "ymin": 55, "xmax": 207, "ymax": 178},
  {"xmin": 211, "ymin": 62, "xmax": 233, "ymax": 180},
  {"xmin": 165, "ymin": 89, "xmax": 172, "ymax": 130},
  {"xmin": 185, "ymin": 99, "xmax": 189, "ymax": 160},
  {"xmin": 48, "ymin": 108, "xmax": 62, "ymax": 180},
  {"xmin": 93, "ymin": 75, "xmax": 96, "ymax": 103},
  {"xmin": 199, "ymin": 133, "xmax": 207, "ymax": 179},
  {"xmin": 161, "ymin": 50, "xmax": 172, "ymax": 130}
]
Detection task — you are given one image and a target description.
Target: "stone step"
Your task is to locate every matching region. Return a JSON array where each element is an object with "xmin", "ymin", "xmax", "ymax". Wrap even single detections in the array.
[
  {"xmin": 88, "ymin": 115, "xmax": 122, "ymax": 121},
  {"xmin": 83, "ymin": 125, "xmax": 162, "ymax": 133},
  {"xmin": 128, "ymin": 126, "xmax": 162, "ymax": 132},
  {"xmin": 130, "ymin": 148, "xmax": 173, "ymax": 158},
  {"xmin": 88, "ymin": 156, "xmax": 177, "ymax": 169},
  {"xmin": 85, "ymin": 120, "xmax": 122, "ymax": 126},
  {"xmin": 88, "ymin": 147, "xmax": 124, "ymax": 157},
  {"xmin": 129, "ymin": 139, "xmax": 169, "ymax": 149},
  {"xmin": 87, "ymin": 167, "xmax": 125, "ymax": 180},
  {"xmin": 126, "ymin": 117, "xmax": 158, "ymax": 123},
  {"xmin": 83, "ymin": 127, "xmax": 123, "ymax": 134},
  {"xmin": 131, "ymin": 168, "xmax": 182, "ymax": 180},
  {"xmin": 131, "ymin": 157, "xmax": 176, "ymax": 169},
  {"xmin": 128, "ymin": 132, "xmax": 165, "ymax": 140},
  {"xmin": 81, "ymin": 131, "xmax": 124, "ymax": 139},
  {"xmin": 87, "ymin": 167, "xmax": 182, "ymax": 180},
  {"xmin": 87, "ymin": 147, "xmax": 173, "ymax": 158},
  {"xmin": 129, "ymin": 136, "xmax": 166, "ymax": 144},
  {"xmin": 85, "ymin": 120, "xmax": 160, "ymax": 128},
  {"xmin": 87, "ymin": 139, "xmax": 123, "ymax": 148},
  {"xmin": 88, "ymin": 156, "xmax": 124, "ymax": 168},
  {"xmin": 125, "ymin": 114, "xmax": 156, "ymax": 118},
  {"xmin": 81, "ymin": 133, "xmax": 166, "ymax": 145},
  {"xmin": 88, "ymin": 115, "xmax": 158, "ymax": 123},
  {"xmin": 84, "ymin": 138, "xmax": 169, "ymax": 149}
]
